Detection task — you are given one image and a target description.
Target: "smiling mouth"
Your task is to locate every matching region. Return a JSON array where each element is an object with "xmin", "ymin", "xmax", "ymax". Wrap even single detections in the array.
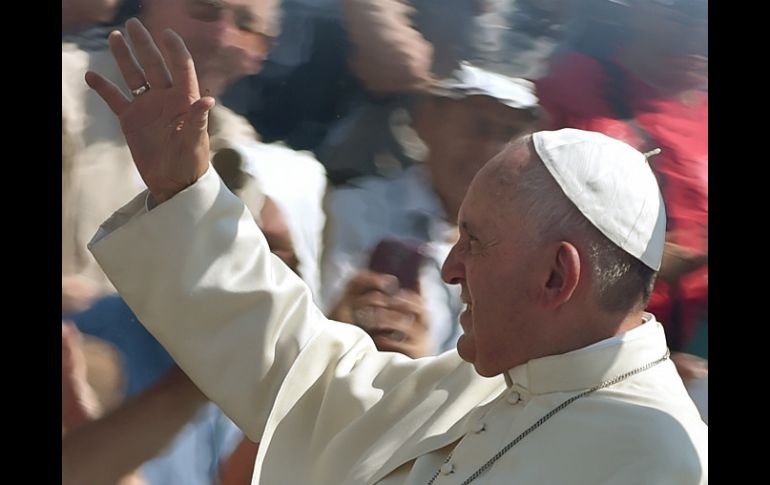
[{"xmin": 459, "ymin": 302, "xmax": 473, "ymax": 328}]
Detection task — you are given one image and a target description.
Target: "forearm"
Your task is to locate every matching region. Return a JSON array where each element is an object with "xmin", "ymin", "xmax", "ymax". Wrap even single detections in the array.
[
  {"xmin": 89, "ymin": 168, "xmax": 330, "ymax": 439},
  {"xmin": 62, "ymin": 366, "xmax": 206, "ymax": 485}
]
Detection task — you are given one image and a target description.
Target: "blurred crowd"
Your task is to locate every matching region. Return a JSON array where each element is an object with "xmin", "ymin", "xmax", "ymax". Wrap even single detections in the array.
[{"xmin": 62, "ymin": 0, "xmax": 708, "ymax": 483}]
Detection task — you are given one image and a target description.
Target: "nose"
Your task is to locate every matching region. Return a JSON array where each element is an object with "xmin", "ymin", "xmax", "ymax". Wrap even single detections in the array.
[{"xmin": 441, "ymin": 243, "xmax": 465, "ymax": 285}]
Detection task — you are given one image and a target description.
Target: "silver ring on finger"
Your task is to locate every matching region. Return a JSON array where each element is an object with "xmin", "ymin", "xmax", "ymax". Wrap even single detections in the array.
[{"xmin": 131, "ymin": 81, "xmax": 151, "ymax": 97}]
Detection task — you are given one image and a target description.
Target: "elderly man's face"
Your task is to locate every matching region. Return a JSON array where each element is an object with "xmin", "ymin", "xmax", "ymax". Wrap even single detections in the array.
[
  {"xmin": 145, "ymin": 0, "xmax": 277, "ymax": 94},
  {"xmin": 441, "ymin": 146, "xmax": 544, "ymax": 377},
  {"xmin": 418, "ymin": 95, "xmax": 534, "ymax": 224}
]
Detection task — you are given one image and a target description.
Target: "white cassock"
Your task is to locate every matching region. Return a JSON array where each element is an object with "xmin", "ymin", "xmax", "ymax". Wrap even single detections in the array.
[{"xmin": 90, "ymin": 167, "xmax": 707, "ymax": 485}]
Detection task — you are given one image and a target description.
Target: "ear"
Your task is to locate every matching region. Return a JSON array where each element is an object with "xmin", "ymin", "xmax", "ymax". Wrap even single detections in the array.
[{"xmin": 541, "ymin": 242, "xmax": 581, "ymax": 309}]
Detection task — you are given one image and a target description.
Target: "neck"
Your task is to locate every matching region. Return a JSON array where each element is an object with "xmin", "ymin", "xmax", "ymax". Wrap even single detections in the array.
[
  {"xmin": 612, "ymin": 309, "xmax": 647, "ymax": 336},
  {"xmin": 548, "ymin": 307, "xmax": 646, "ymax": 357}
]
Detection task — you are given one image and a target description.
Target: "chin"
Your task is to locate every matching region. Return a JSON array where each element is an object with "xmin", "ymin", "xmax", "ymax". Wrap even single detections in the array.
[
  {"xmin": 456, "ymin": 335, "xmax": 474, "ymax": 363},
  {"xmin": 458, "ymin": 336, "xmax": 500, "ymax": 376},
  {"xmin": 471, "ymin": 361, "xmax": 501, "ymax": 378}
]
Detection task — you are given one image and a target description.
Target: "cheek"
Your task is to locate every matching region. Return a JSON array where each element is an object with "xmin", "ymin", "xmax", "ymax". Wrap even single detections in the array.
[
  {"xmin": 466, "ymin": 269, "xmax": 501, "ymax": 322},
  {"xmin": 469, "ymin": 263, "xmax": 523, "ymax": 324},
  {"xmin": 184, "ymin": 20, "xmax": 228, "ymax": 44}
]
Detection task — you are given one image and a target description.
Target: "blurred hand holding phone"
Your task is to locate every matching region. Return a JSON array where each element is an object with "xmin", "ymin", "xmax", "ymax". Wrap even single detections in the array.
[
  {"xmin": 367, "ymin": 237, "xmax": 428, "ymax": 292},
  {"xmin": 327, "ymin": 237, "xmax": 431, "ymax": 357}
]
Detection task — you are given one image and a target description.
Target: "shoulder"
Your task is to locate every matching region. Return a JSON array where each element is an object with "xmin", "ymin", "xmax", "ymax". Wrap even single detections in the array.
[
  {"xmin": 534, "ymin": 396, "xmax": 708, "ymax": 485},
  {"xmin": 571, "ymin": 382, "xmax": 708, "ymax": 481}
]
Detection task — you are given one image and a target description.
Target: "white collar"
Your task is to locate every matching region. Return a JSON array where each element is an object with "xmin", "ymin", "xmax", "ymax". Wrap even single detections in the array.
[{"xmin": 504, "ymin": 314, "xmax": 666, "ymax": 394}]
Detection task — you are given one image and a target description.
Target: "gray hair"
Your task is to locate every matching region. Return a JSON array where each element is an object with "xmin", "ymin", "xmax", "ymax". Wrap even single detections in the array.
[{"xmin": 496, "ymin": 137, "xmax": 656, "ymax": 313}]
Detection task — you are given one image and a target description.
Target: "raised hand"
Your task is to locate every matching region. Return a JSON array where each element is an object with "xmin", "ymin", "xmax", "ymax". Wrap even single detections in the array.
[{"xmin": 85, "ymin": 18, "xmax": 215, "ymax": 204}]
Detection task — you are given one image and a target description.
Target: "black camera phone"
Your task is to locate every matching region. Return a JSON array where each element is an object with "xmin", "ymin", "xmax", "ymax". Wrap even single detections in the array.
[{"xmin": 368, "ymin": 238, "xmax": 427, "ymax": 291}]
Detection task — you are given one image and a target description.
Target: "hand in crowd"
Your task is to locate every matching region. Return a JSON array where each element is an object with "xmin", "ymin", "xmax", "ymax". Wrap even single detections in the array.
[
  {"xmin": 342, "ymin": 0, "xmax": 435, "ymax": 94},
  {"xmin": 329, "ymin": 270, "xmax": 430, "ymax": 358},
  {"xmin": 62, "ymin": 322, "xmax": 101, "ymax": 435},
  {"xmin": 85, "ymin": 18, "xmax": 214, "ymax": 204},
  {"xmin": 658, "ymin": 241, "xmax": 708, "ymax": 284},
  {"xmin": 670, "ymin": 351, "xmax": 708, "ymax": 383},
  {"xmin": 658, "ymin": 228, "xmax": 708, "ymax": 284},
  {"xmin": 62, "ymin": 274, "xmax": 99, "ymax": 315}
]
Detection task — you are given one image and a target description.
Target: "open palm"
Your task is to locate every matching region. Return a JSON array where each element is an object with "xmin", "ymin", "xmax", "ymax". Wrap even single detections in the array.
[{"xmin": 85, "ymin": 18, "xmax": 215, "ymax": 203}]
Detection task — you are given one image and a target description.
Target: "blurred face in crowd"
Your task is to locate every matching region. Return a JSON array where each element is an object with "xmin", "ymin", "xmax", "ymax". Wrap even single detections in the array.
[
  {"xmin": 414, "ymin": 95, "xmax": 535, "ymax": 224},
  {"xmin": 143, "ymin": 0, "xmax": 278, "ymax": 95},
  {"xmin": 627, "ymin": 0, "xmax": 708, "ymax": 93},
  {"xmin": 441, "ymin": 142, "xmax": 546, "ymax": 377}
]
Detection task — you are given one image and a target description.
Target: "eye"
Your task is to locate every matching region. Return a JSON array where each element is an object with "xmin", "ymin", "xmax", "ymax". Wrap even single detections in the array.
[
  {"xmin": 467, "ymin": 235, "xmax": 483, "ymax": 254},
  {"xmin": 234, "ymin": 9, "xmax": 260, "ymax": 32},
  {"xmin": 458, "ymin": 223, "xmax": 485, "ymax": 255}
]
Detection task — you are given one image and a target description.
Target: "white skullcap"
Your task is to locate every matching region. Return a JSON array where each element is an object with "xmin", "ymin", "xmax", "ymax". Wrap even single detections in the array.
[
  {"xmin": 532, "ymin": 129, "xmax": 667, "ymax": 270},
  {"xmin": 429, "ymin": 62, "xmax": 539, "ymax": 111}
]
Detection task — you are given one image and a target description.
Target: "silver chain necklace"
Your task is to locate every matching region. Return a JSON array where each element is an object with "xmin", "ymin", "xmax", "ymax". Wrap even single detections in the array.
[{"xmin": 427, "ymin": 350, "xmax": 670, "ymax": 485}]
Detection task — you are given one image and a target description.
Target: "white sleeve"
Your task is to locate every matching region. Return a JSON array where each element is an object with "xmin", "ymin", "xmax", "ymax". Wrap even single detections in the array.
[{"xmin": 88, "ymin": 166, "xmax": 430, "ymax": 442}]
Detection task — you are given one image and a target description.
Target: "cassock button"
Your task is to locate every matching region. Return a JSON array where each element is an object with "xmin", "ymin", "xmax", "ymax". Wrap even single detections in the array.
[
  {"xmin": 507, "ymin": 391, "xmax": 521, "ymax": 404},
  {"xmin": 472, "ymin": 421, "xmax": 486, "ymax": 434},
  {"xmin": 440, "ymin": 463, "xmax": 455, "ymax": 475}
]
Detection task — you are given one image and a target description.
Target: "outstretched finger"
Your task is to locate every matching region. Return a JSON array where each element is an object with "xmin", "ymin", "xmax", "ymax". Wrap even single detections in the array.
[
  {"xmin": 85, "ymin": 71, "xmax": 131, "ymax": 115},
  {"xmin": 108, "ymin": 29, "xmax": 148, "ymax": 95},
  {"xmin": 159, "ymin": 29, "xmax": 200, "ymax": 99},
  {"xmin": 126, "ymin": 18, "xmax": 173, "ymax": 90},
  {"xmin": 187, "ymin": 96, "xmax": 216, "ymax": 131}
]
